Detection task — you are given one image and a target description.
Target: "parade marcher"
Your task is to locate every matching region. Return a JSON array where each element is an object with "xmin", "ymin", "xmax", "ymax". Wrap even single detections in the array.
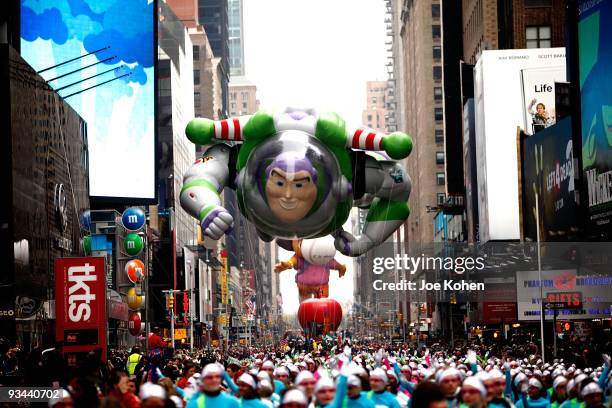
[
  {"xmin": 185, "ymin": 363, "xmax": 241, "ymax": 408},
  {"xmin": 438, "ymin": 367, "xmax": 462, "ymax": 408},
  {"xmin": 343, "ymin": 375, "xmax": 376, "ymax": 408},
  {"xmin": 459, "ymin": 377, "xmax": 487, "ymax": 408},
  {"xmin": 581, "ymin": 382, "xmax": 606, "ymax": 408},
  {"xmin": 516, "ymin": 378, "xmax": 551, "ymax": 408},
  {"xmin": 257, "ymin": 379, "xmax": 278, "ymax": 408},
  {"xmin": 366, "ymin": 367, "xmax": 401, "ymax": 408},
  {"xmin": 411, "ymin": 382, "xmax": 448, "ymax": 408},
  {"xmin": 483, "ymin": 368, "xmax": 514, "ymax": 408},
  {"xmin": 139, "ymin": 382, "xmax": 168, "ymax": 408},
  {"xmin": 295, "ymin": 370, "xmax": 317, "ymax": 403},
  {"xmin": 236, "ymin": 373, "xmax": 269, "ymax": 408},
  {"xmin": 387, "ymin": 369, "xmax": 409, "ymax": 408},
  {"xmin": 280, "ymin": 388, "xmax": 309, "ymax": 408},
  {"xmin": 549, "ymin": 376, "xmax": 568, "ymax": 408}
]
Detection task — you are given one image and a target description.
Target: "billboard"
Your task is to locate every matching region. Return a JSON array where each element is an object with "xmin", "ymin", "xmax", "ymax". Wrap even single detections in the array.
[
  {"xmin": 520, "ymin": 66, "xmax": 566, "ymax": 135},
  {"xmin": 473, "ymin": 48, "xmax": 566, "ymax": 241},
  {"xmin": 521, "ymin": 118, "xmax": 578, "ymax": 240},
  {"xmin": 20, "ymin": 0, "xmax": 156, "ymax": 203},
  {"xmin": 578, "ymin": 0, "xmax": 612, "ymax": 233},
  {"xmin": 55, "ymin": 257, "xmax": 107, "ymax": 362},
  {"xmin": 516, "ymin": 269, "xmax": 612, "ymax": 321}
]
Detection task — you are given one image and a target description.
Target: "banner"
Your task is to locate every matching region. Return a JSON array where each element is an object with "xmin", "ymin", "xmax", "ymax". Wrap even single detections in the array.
[
  {"xmin": 55, "ymin": 257, "xmax": 107, "ymax": 362},
  {"xmin": 220, "ymin": 250, "xmax": 228, "ymax": 304},
  {"xmin": 579, "ymin": 0, "xmax": 612, "ymax": 233},
  {"xmin": 522, "ymin": 118, "xmax": 578, "ymax": 240},
  {"xmin": 521, "ymin": 66, "xmax": 566, "ymax": 135}
]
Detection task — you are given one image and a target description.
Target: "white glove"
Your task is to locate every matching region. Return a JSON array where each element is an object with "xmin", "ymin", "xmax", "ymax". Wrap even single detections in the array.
[
  {"xmin": 343, "ymin": 346, "xmax": 352, "ymax": 358},
  {"xmin": 603, "ymin": 354, "xmax": 611, "ymax": 368},
  {"xmin": 467, "ymin": 350, "xmax": 477, "ymax": 365},
  {"xmin": 201, "ymin": 206, "xmax": 234, "ymax": 240},
  {"xmin": 388, "ymin": 356, "xmax": 397, "ymax": 365}
]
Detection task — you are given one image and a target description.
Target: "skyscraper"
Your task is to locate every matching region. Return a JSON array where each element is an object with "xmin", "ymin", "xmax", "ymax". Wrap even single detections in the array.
[{"xmin": 228, "ymin": 0, "xmax": 245, "ymax": 76}]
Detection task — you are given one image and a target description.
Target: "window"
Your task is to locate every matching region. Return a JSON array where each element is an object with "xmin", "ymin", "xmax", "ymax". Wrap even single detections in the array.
[
  {"xmin": 435, "ymin": 129, "xmax": 444, "ymax": 144},
  {"xmin": 242, "ymin": 102, "xmax": 247, "ymax": 109},
  {"xmin": 231, "ymin": 92, "xmax": 237, "ymax": 100},
  {"xmin": 525, "ymin": 0, "xmax": 552, "ymax": 6},
  {"xmin": 194, "ymin": 92, "xmax": 200, "ymax": 110},
  {"xmin": 432, "ymin": 4, "xmax": 440, "ymax": 18},
  {"xmin": 193, "ymin": 69, "xmax": 200, "ymax": 85},
  {"xmin": 372, "ymin": 97, "xmax": 377, "ymax": 104},
  {"xmin": 433, "ymin": 45, "xmax": 441, "ymax": 60},
  {"xmin": 526, "ymin": 25, "xmax": 551, "ymax": 48},
  {"xmin": 436, "ymin": 151, "xmax": 445, "ymax": 165},
  {"xmin": 231, "ymin": 102, "xmax": 236, "ymax": 109},
  {"xmin": 437, "ymin": 173, "xmax": 445, "ymax": 185},
  {"xmin": 367, "ymin": 114, "xmax": 373, "ymax": 121},
  {"xmin": 432, "ymin": 25, "xmax": 441, "ymax": 39},
  {"xmin": 437, "ymin": 193, "xmax": 446, "ymax": 205},
  {"xmin": 433, "ymin": 66, "xmax": 442, "ymax": 81},
  {"xmin": 193, "ymin": 45, "xmax": 200, "ymax": 60},
  {"xmin": 435, "ymin": 107, "xmax": 443, "ymax": 121},
  {"xmin": 434, "ymin": 87, "xmax": 443, "ymax": 101}
]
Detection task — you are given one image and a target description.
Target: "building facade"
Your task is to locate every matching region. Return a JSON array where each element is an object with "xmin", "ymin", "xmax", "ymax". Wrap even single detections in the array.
[
  {"xmin": 399, "ymin": 0, "xmax": 446, "ymax": 248},
  {"xmin": 1, "ymin": 46, "xmax": 90, "ymax": 350},
  {"xmin": 228, "ymin": 76, "xmax": 259, "ymax": 116},
  {"xmin": 228, "ymin": 0, "xmax": 245, "ymax": 76},
  {"xmin": 362, "ymin": 81, "xmax": 388, "ymax": 131}
]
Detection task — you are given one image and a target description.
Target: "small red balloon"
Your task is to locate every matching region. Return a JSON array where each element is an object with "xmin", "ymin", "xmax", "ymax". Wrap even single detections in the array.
[
  {"xmin": 128, "ymin": 312, "xmax": 142, "ymax": 336},
  {"xmin": 297, "ymin": 298, "xmax": 343, "ymax": 335}
]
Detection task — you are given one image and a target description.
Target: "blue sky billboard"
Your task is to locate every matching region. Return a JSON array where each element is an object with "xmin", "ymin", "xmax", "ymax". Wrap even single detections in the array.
[{"xmin": 20, "ymin": 0, "xmax": 156, "ymax": 204}]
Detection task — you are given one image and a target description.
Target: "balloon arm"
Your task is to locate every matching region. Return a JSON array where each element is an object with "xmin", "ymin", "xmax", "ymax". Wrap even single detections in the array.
[
  {"xmin": 333, "ymin": 157, "xmax": 411, "ymax": 256},
  {"xmin": 179, "ymin": 143, "xmax": 234, "ymax": 240}
]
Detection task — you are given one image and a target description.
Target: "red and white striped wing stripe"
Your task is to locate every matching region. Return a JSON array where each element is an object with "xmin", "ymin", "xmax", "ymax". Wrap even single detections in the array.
[
  {"xmin": 212, "ymin": 116, "xmax": 250, "ymax": 141},
  {"xmin": 348, "ymin": 127, "xmax": 385, "ymax": 150}
]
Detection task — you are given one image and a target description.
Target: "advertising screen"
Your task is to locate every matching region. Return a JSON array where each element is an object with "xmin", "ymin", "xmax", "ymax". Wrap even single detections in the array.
[
  {"xmin": 20, "ymin": 0, "xmax": 156, "ymax": 203},
  {"xmin": 522, "ymin": 117, "xmax": 578, "ymax": 240},
  {"xmin": 516, "ymin": 269, "xmax": 611, "ymax": 321},
  {"xmin": 520, "ymin": 66, "xmax": 566, "ymax": 135},
  {"xmin": 55, "ymin": 257, "xmax": 107, "ymax": 361},
  {"xmin": 473, "ymin": 48, "xmax": 566, "ymax": 241},
  {"xmin": 578, "ymin": 0, "xmax": 612, "ymax": 233}
]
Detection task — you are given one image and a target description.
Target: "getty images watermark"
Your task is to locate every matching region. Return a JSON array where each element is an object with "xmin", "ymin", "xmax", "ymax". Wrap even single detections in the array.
[{"xmin": 371, "ymin": 254, "xmax": 487, "ymax": 292}]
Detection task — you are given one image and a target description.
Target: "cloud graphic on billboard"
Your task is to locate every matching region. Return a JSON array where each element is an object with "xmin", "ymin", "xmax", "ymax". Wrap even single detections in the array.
[
  {"xmin": 83, "ymin": 30, "xmax": 154, "ymax": 69},
  {"xmin": 21, "ymin": 7, "xmax": 68, "ymax": 44},
  {"xmin": 115, "ymin": 64, "xmax": 148, "ymax": 85}
]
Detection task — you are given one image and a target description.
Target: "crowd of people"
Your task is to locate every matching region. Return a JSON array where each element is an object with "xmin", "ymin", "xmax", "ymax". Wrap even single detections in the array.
[{"xmin": 1, "ymin": 328, "xmax": 609, "ymax": 408}]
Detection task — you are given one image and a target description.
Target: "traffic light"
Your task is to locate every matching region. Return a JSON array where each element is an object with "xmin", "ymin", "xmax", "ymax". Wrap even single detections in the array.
[
  {"xmin": 166, "ymin": 294, "xmax": 174, "ymax": 310},
  {"xmin": 449, "ymin": 293, "xmax": 457, "ymax": 305}
]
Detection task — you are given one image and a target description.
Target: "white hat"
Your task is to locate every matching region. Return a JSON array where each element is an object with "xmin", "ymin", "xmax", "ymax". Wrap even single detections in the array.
[
  {"xmin": 295, "ymin": 370, "xmax": 315, "ymax": 385},
  {"xmin": 386, "ymin": 369, "xmax": 398, "ymax": 381},
  {"xmin": 553, "ymin": 376, "xmax": 568, "ymax": 390},
  {"xmin": 528, "ymin": 378, "xmax": 543, "ymax": 390},
  {"xmin": 257, "ymin": 371, "xmax": 271, "ymax": 382},
  {"xmin": 581, "ymin": 382, "xmax": 602, "ymax": 397},
  {"xmin": 258, "ymin": 379, "xmax": 273, "ymax": 391},
  {"xmin": 275, "ymin": 366, "xmax": 289, "ymax": 377},
  {"xmin": 139, "ymin": 382, "xmax": 167, "ymax": 400},
  {"xmin": 438, "ymin": 367, "xmax": 461, "ymax": 383},
  {"xmin": 514, "ymin": 373, "xmax": 528, "ymax": 387},
  {"xmin": 463, "ymin": 377, "xmax": 486, "ymax": 397},
  {"xmin": 170, "ymin": 395, "xmax": 184, "ymax": 408},
  {"xmin": 348, "ymin": 375, "xmax": 362, "ymax": 388},
  {"xmin": 237, "ymin": 373, "xmax": 256, "ymax": 389},
  {"xmin": 282, "ymin": 389, "xmax": 308, "ymax": 405},
  {"xmin": 488, "ymin": 368, "xmax": 504, "ymax": 379},
  {"xmin": 262, "ymin": 360, "xmax": 275, "ymax": 369},
  {"xmin": 370, "ymin": 368, "xmax": 389, "ymax": 384},
  {"xmin": 315, "ymin": 376, "xmax": 336, "ymax": 393},
  {"xmin": 202, "ymin": 363, "xmax": 223, "ymax": 378}
]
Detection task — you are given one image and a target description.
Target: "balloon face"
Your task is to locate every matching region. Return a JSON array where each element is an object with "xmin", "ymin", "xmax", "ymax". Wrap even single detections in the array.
[
  {"xmin": 239, "ymin": 130, "xmax": 348, "ymax": 239},
  {"xmin": 297, "ymin": 298, "xmax": 343, "ymax": 334},
  {"xmin": 124, "ymin": 232, "xmax": 144, "ymax": 256},
  {"xmin": 301, "ymin": 236, "xmax": 336, "ymax": 265},
  {"xmin": 128, "ymin": 312, "xmax": 142, "ymax": 336},
  {"xmin": 127, "ymin": 287, "xmax": 144, "ymax": 310},
  {"xmin": 125, "ymin": 259, "xmax": 145, "ymax": 283}
]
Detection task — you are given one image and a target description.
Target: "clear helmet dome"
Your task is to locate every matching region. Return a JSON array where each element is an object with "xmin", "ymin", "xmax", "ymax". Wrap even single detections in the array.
[{"xmin": 237, "ymin": 130, "xmax": 349, "ymax": 239}]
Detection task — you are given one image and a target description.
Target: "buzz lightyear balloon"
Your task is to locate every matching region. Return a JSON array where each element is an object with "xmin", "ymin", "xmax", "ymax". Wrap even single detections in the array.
[{"xmin": 180, "ymin": 107, "xmax": 412, "ymax": 256}]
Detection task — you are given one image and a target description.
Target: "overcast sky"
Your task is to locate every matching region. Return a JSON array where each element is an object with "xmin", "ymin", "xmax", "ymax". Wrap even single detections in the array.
[{"xmin": 242, "ymin": 0, "xmax": 388, "ymax": 314}]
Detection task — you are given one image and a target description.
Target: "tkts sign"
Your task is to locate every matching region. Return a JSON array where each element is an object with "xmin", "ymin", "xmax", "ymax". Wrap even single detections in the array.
[{"xmin": 55, "ymin": 257, "xmax": 107, "ymax": 363}]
